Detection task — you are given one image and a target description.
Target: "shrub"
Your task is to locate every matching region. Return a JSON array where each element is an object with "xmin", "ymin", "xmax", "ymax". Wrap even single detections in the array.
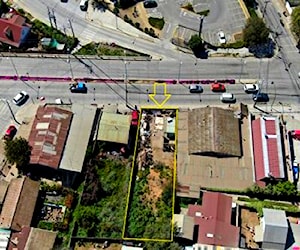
[
  {"xmin": 197, "ymin": 9, "xmax": 210, "ymax": 16},
  {"xmin": 148, "ymin": 17, "xmax": 165, "ymax": 30},
  {"xmin": 182, "ymin": 3, "xmax": 194, "ymax": 12}
]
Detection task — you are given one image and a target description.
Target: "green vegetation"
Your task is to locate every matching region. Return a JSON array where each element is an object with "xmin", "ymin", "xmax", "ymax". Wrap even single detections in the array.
[
  {"xmin": 4, "ymin": 137, "xmax": 32, "ymax": 170},
  {"xmin": 291, "ymin": 6, "xmax": 300, "ymax": 41},
  {"xmin": 148, "ymin": 17, "xmax": 165, "ymax": 30},
  {"xmin": 221, "ymin": 40, "xmax": 245, "ymax": 49},
  {"xmin": 75, "ymin": 42, "xmax": 141, "ymax": 56},
  {"xmin": 243, "ymin": 0, "xmax": 258, "ymax": 18},
  {"xmin": 242, "ymin": 17, "xmax": 270, "ymax": 47},
  {"xmin": 144, "ymin": 241, "xmax": 182, "ymax": 250},
  {"xmin": 74, "ymin": 159, "xmax": 131, "ymax": 238},
  {"xmin": 246, "ymin": 181, "xmax": 298, "ymax": 201},
  {"xmin": 188, "ymin": 34, "xmax": 203, "ymax": 51},
  {"xmin": 182, "ymin": 3, "xmax": 194, "ymax": 12},
  {"xmin": 126, "ymin": 162, "xmax": 174, "ymax": 240},
  {"xmin": 239, "ymin": 197, "xmax": 300, "ymax": 217},
  {"xmin": 30, "ymin": 19, "xmax": 78, "ymax": 50},
  {"xmin": 197, "ymin": 9, "xmax": 210, "ymax": 16}
]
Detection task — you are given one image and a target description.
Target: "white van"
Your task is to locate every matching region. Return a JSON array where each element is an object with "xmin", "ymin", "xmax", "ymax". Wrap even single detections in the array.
[{"xmin": 80, "ymin": 0, "xmax": 88, "ymax": 11}]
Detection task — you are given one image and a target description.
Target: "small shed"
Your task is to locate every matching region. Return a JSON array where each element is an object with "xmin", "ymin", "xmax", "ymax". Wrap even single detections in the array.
[
  {"xmin": 97, "ymin": 112, "xmax": 131, "ymax": 144},
  {"xmin": 255, "ymin": 208, "xmax": 288, "ymax": 250}
]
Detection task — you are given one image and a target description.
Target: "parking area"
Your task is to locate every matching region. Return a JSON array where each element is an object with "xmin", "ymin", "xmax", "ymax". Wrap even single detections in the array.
[{"xmin": 146, "ymin": 0, "xmax": 249, "ymax": 45}]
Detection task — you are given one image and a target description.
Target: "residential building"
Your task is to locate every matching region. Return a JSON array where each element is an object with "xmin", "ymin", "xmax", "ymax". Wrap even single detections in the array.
[
  {"xmin": 0, "ymin": 13, "xmax": 31, "ymax": 47},
  {"xmin": 251, "ymin": 116, "xmax": 285, "ymax": 185},
  {"xmin": 187, "ymin": 192, "xmax": 239, "ymax": 248},
  {"xmin": 0, "ymin": 177, "xmax": 40, "ymax": 231},
  {"xmin": 8, "ymin": 226, "xmax": 57, "ymax": 250},
  {"xmin": 255, "ymin": 208, "xmax": 288, "ymax": 250}
]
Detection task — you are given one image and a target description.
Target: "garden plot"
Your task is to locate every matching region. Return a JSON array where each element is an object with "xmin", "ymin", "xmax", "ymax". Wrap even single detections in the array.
[{"xmin": 124, "ymin": 108, "xmax": 177, "ymax": 240}]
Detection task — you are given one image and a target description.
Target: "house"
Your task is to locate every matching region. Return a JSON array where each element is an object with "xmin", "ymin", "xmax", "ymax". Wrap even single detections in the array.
[
  {"xmin": 8, "ymin": 226, "xmax": 57, "ymax": 250},
  {"xmin": 187, "ymin": 192, "xmax": 239, "ymax": 248},
  {"xmin": 177, "ymin": 106, "xmax": 254, "ymax": 197},
  {"xmin": 251, "ymin": 116, "xmax": 285, "ymax": 185},
  {"xmin": 254, "ymin": 208, "xmax": 288, "ymax": 250},
  {"xmin": 0, "ymin": 13, "xmax": 31, "ymax": 47},
  {"xmin": 0, "ymin": 177, "xmax": 40, "ymax": 231},
  {"xmin": 27, "ymin": 104, "xmax": 97, "ymax": 186}
]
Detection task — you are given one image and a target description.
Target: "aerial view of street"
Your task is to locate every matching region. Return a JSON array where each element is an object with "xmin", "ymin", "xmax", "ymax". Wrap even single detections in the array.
[{"xmin": 0, "ymin": 0, "xmax": 299, "ymax": 249}]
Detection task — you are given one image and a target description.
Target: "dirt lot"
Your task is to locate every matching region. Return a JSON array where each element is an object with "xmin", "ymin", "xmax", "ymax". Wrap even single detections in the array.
[{"xmin": 240, "ymin": 208, "xmax": 260, "ymax": 249}]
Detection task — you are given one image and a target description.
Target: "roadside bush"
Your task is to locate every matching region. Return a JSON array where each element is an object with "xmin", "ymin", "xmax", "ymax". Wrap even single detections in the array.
[
  {"xmin": 197, "ymin": 9, "xmax": 210, "ymax": 16},
  {"xmin": 182, "ymin": 3, "xmax": 194, "ymax": 12},
  {"xmin": 148, "ymin": 17, "xmax": 165, "ymax": 30}
]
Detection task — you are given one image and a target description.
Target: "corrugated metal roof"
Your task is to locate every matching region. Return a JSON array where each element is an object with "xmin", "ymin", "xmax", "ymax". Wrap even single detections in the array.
[
  {"xmin": 59, "ymin": 104, "xmax": 97, "ymax": 173},
  {"xmin": 187, "ymin": 192, "xmax": 239, "ymax": 247},
  {"xmin": 252, "ymin": 117, "xmax": 284, "ymax": 181},
  {"xmin": 97, "ymin": 112, "xmax": 131, "ymax": 144},
  {"xmin": 0, "ymin": 177, "xmax": 40, "ymax": 231},
  {"xmin": 188, "ymin": 107, "xmax": 241, "ymax": 157},
  {"xmin": 0, "ymin": 228, "xmax": 10, "ymax": 249},
  {"xmin": 28, "ymin": 106, "xmax": 73, "ymax": 169}
]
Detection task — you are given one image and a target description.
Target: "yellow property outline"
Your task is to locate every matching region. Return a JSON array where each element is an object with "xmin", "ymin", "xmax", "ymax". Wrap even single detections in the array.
[
  {"xmin": 122, "ymin": 106, "xmax": 178, "ymax": 242},
  {"xmin": 148, "ymin": 82, "xmax": 172, "ymax": 108}
]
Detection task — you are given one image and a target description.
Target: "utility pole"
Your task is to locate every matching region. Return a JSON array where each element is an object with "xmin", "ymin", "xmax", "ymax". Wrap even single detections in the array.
[
  {"xmin": 198, "ymin": 16, "xmax": 204, "ymax": 37},
  {"xmin": 68, "ymin": 19, "xmax": 75, "ymax": 38}
]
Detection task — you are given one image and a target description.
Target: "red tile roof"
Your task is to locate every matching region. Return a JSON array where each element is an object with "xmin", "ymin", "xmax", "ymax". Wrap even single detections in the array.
[
  {"xmin": 28, "ymin": 106, "xmax": 73, "ymax": 169},
  {"xmin": 187, "ymin": 192, "xmax": 239, "ymax": 247},
  {"xmin": 252, "ymin": 117, "xmax": 284, "ymax": 181},
  {"xmin": 0, "ymin": 14, "xmax": 31, "ymax": 47}
]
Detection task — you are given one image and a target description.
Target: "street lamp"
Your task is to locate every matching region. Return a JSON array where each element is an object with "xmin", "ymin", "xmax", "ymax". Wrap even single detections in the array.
[
  {"xmin": 178, "ymin": 61, "xmax": 182, "ymax": 84},
  {"xmin": 124, "ymin": 61, "xmax": 128, "ymax": 107},
  {"xmin": 93, "ymin": 87, "xmax": 96, "ymax": 101},
  {"xmin": 279, "ymin": 101, "xmax": 284, "ymax": 114}
]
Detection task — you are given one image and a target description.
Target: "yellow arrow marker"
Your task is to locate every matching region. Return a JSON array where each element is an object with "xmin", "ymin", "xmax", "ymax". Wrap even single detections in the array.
[{"xmin": 149, "ymin": 82, "xmax": 171, "ymax": 107}]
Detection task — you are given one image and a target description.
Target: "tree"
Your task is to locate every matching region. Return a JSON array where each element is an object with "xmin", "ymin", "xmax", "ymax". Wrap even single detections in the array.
[
  {"xmin": 243, "ymin": 17, "xmax": 269, "ymax": 47},
  {"xmin": 4, "ymin": 137, "xmax": 32, "ymax": 169},
  {"xmin": 188, "ymin": 34, "xmax": 203, "ymax": 51},
  {"xmin": 291, "ymin": 6, "xmax": 300, "ymax": 41}
]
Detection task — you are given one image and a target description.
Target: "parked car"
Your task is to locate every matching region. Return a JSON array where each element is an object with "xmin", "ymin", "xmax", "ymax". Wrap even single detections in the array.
[
  {"xmin": 253, "ymin": 92, "xmax": 269, "ymax": 102},
  {"xmin": 220, "ymin": 93, "xmax": 236, "ymax": 103},
  {"xmin": 218, "ymin": 31, "xmax": 226, "ymax": 44},
  {"xmin": 143, "ymin": 0, "xmax": 157, "ymax": 8},
  {"xmin": 189, "ymin": 85, "xmax": 203, "ymax": 93},
  {"xmin": 244, "ymin": 84, "xmax": 259, "ymax": 94},
  {"xmin": 80, "ymin": 0, "xmax": 88, "ymax": 11},
  {"xmin": 4, "ymin": 125, "xmax": 17, "ymax": 140},
  {"xmin": 69, "ymin": 82, "xmax": 88, "ymax": 93},
  {"xmin": 211, "ymin": 82, "xmax": 226, "ymax": 92},
  {"xmin": 12, "ymin": 91, "xmax": 29, "ymax": 106}
]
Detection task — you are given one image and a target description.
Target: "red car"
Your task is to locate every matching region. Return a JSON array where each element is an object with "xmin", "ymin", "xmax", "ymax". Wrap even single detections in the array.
[
  {"xmin": 4, "ymin": 125, "xmax": 17, "ymax": 140},
  {"xmin": 211, "ymin": 82, "xmax": 226, "ymax": 92}
]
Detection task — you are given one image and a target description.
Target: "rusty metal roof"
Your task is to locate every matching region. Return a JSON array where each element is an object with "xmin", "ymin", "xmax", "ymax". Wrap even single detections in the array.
[{"xmin": 28, "ymin": 106, "xmax": 73, "ymax": 169}]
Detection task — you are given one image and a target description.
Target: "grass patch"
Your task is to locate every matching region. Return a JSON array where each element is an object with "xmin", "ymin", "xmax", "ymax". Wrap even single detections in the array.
[
  {"xmin": 75, "ymin": 42, "xmax": 144, "ymax": 56},
  {"xmin": 74, "ymin": 159, "xmax": 131, "ymax": 238},
  {"xmin": 148, "ymin": 17, "xmax": 165, "ymax": 30},
  {"xmin": 239, "ymin": 197, "xmax": 300, "ymax": 217}
]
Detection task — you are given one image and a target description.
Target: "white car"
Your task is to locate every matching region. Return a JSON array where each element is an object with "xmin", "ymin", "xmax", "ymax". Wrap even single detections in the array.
[
  {"xmin": 218, "ymin": 31, "xmax": 226, "ymax": 44},
  {"xmin": 244, "ymin": 84, "xmax": 259, "ymax": 93},
  {"xmin": 220, "ymin": 93, "xmax": 236, "ymax": 103},
  {"xmin": 12, "ymin": 91, "xmax": 28, "ymax": 106}
]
